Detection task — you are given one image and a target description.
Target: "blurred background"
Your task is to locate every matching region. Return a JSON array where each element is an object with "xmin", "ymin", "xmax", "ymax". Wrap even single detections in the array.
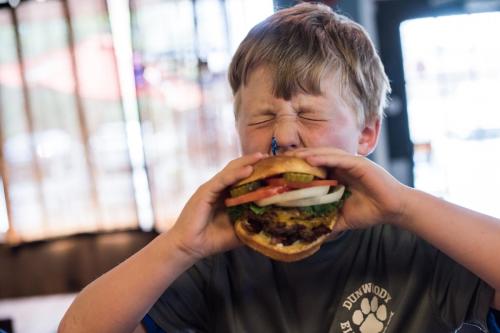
[{"xmin": 0, "ymin": 0, "xmax": 499, "ymax": 332}]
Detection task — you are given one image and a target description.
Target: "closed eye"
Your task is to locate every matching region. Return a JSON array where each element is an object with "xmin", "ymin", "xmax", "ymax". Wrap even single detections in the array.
[
  {"xmin": 248, "ymin": 113, "xmax": 275, "ymax": 126},
  {"xmin": 249, "ymin": 118, "xmax": 274, "ymax": 126},
  {"xmin": 298, "ymin": 111, "xmax": 327, "ymax": 122}
]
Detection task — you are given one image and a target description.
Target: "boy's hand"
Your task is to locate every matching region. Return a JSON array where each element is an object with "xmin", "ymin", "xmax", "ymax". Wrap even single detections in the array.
[
  {"xmin": 287, "ymin": 148, "xmax": 409, "ymax": 232},
  {"xmin": 167, "ymin": 152, "xmax": 267, "ymax": 261}
]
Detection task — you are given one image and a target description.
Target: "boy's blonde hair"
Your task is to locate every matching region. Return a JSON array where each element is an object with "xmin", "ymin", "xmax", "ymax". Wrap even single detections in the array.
[{"xmin": 228, "ymin": 2, "xmax": 390, "ymax": 126}]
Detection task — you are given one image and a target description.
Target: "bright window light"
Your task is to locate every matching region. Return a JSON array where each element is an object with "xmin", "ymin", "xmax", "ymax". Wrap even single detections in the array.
[{"xmin": 400, "ymin": 12, "xmax": 500, "ymax": 218}]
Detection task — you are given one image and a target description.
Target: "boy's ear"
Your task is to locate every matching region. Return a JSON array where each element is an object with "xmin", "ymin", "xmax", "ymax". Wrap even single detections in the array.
[{"xmin": 357, "ymin": 118, "xmax": 381, "ymax": 156}]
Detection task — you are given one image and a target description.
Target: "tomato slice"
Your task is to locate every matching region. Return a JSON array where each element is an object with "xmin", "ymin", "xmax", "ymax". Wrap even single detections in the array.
[
  {"xmin": 266, "ymin": 178, "xmax": 338, "ymax": 189},
  {"xmin": 225, "ymin": 185, "xmax": 288, "ymax": 207},
  {"xmin": 304, "ymin": 179, "xmax": 339, "ymax": 187}
]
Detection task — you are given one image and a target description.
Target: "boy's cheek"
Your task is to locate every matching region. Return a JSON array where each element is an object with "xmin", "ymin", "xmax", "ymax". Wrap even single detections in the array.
[
  {"xmin": 303, "ymin": 128, "xmax": 358, "ymax": 153},
  {"xmin": 238, "ymin": 129, "xmax": 270, "ymax": 155}
]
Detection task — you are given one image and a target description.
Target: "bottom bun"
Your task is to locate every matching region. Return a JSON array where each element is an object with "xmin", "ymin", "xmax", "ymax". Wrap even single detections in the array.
[{"xmin": 234, "ymin": 216, "xmax": 338, "ymax": 262}]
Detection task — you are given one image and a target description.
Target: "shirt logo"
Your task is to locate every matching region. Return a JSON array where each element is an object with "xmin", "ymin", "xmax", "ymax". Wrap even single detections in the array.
[{"xmin": 339, "ymin": 282, "xmax": 395, "ymax": 333}]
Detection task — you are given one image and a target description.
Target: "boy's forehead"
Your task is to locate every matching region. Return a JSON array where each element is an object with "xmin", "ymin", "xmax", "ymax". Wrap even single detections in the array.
[
  {"xmin": 234, "ymin": 67, "xmax": 353, "ymax": 123},
  {"xmin": 240, "ymin": 66, "xmax": 343, "ymax": 102}
]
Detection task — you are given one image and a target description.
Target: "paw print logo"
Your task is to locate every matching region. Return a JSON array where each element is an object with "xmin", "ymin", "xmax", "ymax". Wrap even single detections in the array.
[{"xmin": 352, "ymin": 296, "xmax": 388, "ymax": 333}]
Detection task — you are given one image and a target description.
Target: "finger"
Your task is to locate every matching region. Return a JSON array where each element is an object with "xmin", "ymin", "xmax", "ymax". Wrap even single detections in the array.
[
  {"xmin": 206, "ymin": 152, "xmax": 267, "ymax": 200},
  {"xmin": 220, "ymin": 152, "xmax": 267, "ymax": 184},
  {"xmin": 332, "ymin": 215, "xmax": 350, "ymax": 233},
  {"xmin": 209, "ymin": 166, "xmax": 252, "ymax": 196},
  {"xmin": 307, "ymin": 155, "xmax": 373, "ymax": 188},
  {"xmin": 303, "ymin": 153, "xmax": 363, "ymax": 171},
  {"xmin": 283, "ymin": 148, "xmax": 309, "ymax": 156},
  {"xmin": 226, "ymin": 152, "xmax": 268, "ymax": 170}
]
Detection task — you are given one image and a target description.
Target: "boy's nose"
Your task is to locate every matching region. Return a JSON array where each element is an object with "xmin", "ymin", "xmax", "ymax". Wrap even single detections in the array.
[{"xmin": 272, "ymin": 116, "xmax": 302, "ymax": 153}]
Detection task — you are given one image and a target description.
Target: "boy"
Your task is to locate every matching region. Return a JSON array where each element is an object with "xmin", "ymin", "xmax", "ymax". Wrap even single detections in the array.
[{"xmin": 60, "ymin": 3, "xmax": 499, "ymax": 332}]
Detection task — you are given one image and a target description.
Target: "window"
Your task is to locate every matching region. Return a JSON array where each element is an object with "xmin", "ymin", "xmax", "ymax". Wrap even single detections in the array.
[
  {"xmin": 130, "ymin": 0, "xmax": 273, "ymax": 231},
  {"xmin": 0, "ymin": 0, "xmax": 274, "ymax": 242},
  {"xmin": 401, "ymin": 12, "xmax": 500, "ymax": 218}
]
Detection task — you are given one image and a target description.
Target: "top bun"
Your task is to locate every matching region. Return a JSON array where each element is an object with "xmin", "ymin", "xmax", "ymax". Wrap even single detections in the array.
[{"xmin": 234, "ymin": 155, "xmax": 326, "ymax": 187}]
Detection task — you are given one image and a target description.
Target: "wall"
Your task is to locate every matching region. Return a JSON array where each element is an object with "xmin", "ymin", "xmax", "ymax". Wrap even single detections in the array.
[{"xmin": 0, "ymin": 230, "xmax": 157, "ymax": 299}]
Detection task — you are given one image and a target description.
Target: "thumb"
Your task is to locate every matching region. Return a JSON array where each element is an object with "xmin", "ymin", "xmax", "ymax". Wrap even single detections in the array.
[{"xmin": 332, "ymin": 214, "xmax": 349, "ymax": 233}]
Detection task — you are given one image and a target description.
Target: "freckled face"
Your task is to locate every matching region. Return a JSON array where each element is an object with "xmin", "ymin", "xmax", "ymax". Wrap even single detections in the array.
[{"xmin": 236, "ymin": 66, "xmax": 366, "ymax": 155}]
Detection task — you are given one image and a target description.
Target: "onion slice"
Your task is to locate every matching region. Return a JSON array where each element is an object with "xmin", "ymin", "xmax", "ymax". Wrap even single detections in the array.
[
  {"xmin": 255, "ymin": 185, "xmax": 330, "ymax": 207},
  {"xmin": 276, "ymin": 185, "xmax": 345, "ymax": 207}
]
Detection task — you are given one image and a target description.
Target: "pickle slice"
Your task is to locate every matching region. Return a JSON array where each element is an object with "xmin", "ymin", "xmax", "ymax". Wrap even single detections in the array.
[
  {"xmin": 230, "ymin": 181, "xmax": 261, "ymax": 197},
  {"xmin": 283, "ymin": 172, "xmax": 314, "ymax": 183}
]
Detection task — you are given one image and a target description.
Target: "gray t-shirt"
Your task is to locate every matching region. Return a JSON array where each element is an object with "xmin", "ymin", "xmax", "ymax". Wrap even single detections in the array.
[{"xmin": 147, "ymin": 225, "xmax": 493, "ymax": 333}]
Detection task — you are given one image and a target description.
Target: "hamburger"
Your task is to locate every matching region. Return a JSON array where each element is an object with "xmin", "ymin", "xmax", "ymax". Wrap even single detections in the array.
[{"xmin": 225, "ymin": 155, "xmax": 348, "ymax": 262}]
